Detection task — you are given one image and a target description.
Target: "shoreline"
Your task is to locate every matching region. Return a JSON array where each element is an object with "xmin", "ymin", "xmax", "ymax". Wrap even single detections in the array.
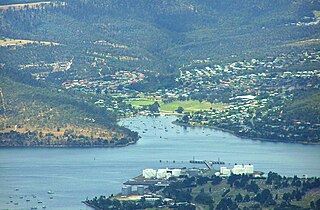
[
  {"xmin": 82, "ymin": 201, "xmax": 100, "ymax": 210},
  {"xmin": 1, "ymin": 112, "xmax": 318, "ymax": 147},
  {"xmin": 172, "ymin": 121, "xmax": 320, "ymax": 145}
]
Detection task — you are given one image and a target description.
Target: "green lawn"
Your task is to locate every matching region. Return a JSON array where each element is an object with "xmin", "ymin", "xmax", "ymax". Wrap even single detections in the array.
[
  {"xmin": 127, "ymin": 98, "xmax": 226, "ymax": 113},
  {"xmin": 160, "ymin": 100, "xmax": 225, "ymax": 113},
  {"xmin": 127, "ymin": 99, "xmax": 156, "ymax": 107}
]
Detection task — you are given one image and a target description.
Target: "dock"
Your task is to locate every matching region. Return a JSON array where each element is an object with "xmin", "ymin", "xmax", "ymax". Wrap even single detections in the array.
[{"xmin": 190, "ymin": 160, "xmax": 225, "ymax": 169}]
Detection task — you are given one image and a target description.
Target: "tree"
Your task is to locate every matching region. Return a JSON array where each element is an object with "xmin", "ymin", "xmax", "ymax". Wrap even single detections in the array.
[
  {"xmin": 310, "ymin": 201, "xmax": 315, "ymax": 209},
  {"xmin": 244, "ymin": 194, "xmax": 250, "ymax": 202},
  {"xmin": 211, "ymin": 176, "xmax": 222, "ymax": 185},
  {"xmin": 196, "ymin": 176, "xmax": 210, "ymax": 185},
  {"xmin": 195, "ymin": 193, "xmax": 213, "ymax": 205},
  {"xmin": 175, "ymin": 190, "xmax": 192, "ymax": 202},
  {"xmin": 246, "ymin": 181, "xmax": 260, "ymax": 193},
  {"xmin": 282, "ymin": 192, "xmax": 291, "ymax": 203},
  {"xmin": 149, "ymin": 101, "xmax": 160, "ymax": 113},
  {"xmin": 316, "ymin": 198, "xmax": 320, "ymax": 209},
  {"xmin": 181, "ymin": 114, "xmax": 189, "ymax": 124},
  {"xmin": 176, "ymin": 106, "xmax": 184, "ymax": 113},
  {"xmin": 235, "ymin": 193, "xmax": 243, "ymax": 203},
  {"xmin": 295, "ymin": 189, "xmax": 302, "ymax": 201}
]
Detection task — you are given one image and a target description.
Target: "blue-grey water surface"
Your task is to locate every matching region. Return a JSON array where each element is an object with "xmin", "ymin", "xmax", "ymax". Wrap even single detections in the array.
[{"xmin": 1, "ymin": 116, "xmax": 320, "ymax": 209}]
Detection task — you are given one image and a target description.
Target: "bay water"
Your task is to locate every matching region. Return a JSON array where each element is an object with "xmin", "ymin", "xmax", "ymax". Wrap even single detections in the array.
[{"xmin": 1, "ymin": 116, "xmax": 320, "ymax": 209}]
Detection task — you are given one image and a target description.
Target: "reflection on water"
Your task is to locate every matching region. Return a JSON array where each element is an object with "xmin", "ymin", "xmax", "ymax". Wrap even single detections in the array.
[{"xmin": 0, "ymin": 116, "xmax": 319, "ymax": 209}]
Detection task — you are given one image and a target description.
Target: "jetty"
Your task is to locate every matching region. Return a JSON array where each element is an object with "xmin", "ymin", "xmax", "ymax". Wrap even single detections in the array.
[{"xmin": 190, "ymin": 159, "xmax": 225, "ymax": 169}]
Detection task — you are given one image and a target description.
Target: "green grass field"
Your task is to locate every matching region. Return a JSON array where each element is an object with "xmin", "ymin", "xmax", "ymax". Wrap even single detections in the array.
[
  {"xmin": 127, "ymin": 98, "xmax": 226, "ymax": 113},
  {"xmin": 160, "ymin": 100, "xmax": 225, "ymax": 113},
  {"xmin": 127, "ymin": 99, "xmax": 156, "ymax": 107}
]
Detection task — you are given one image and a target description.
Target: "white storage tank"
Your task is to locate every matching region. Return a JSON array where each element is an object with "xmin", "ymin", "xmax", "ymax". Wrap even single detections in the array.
[
  {"xmin": 137, "ymin": 186, "xmax": 145, "ymax": 195},
  {"xmin": 172, "ymin": 169, "xmax": 182, "ymax": 177},
  {"xmin": 232, "ymin": 165, "xmax": 245, "ymax": 175},
  {"xmin": 166, "ymin": 173, "xmax": 172, "ymax": 179},
  {"xmin": 220, "ymin": 167, "xmax": 227, "ymax": 174},
  {"xmin": 143, "ymin": 169, "xmax": 157, "ymax": 179},
  {"xmin": 244, "ymin": 164, "xmax": 254, "ymax": 174},
  {"xmin": 222, "ymin": 169, "xmax": 231, "ymax": 176},
  {"xmin": 157, "ymin": 169, "xmax": 167, "ymax": 179},
  {"xmin": 121, "ymin": 186, "xmax": 132, "ymax": 197}
]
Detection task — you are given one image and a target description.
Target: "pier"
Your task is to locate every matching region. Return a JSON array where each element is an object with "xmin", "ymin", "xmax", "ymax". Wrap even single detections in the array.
[{"xmin": 190, "ymin": 159, "xmax": 225, "ymax": 169}]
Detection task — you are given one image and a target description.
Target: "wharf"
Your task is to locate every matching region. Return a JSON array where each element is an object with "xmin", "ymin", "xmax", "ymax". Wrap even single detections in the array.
[{"xmin": 190, "ymin": 160, "xmax": 225, "ymax": 169}]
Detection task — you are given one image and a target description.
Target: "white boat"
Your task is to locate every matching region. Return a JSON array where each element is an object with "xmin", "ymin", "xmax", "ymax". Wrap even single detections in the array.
[{"xmin": 47, "ymin": 191, "xmax": 54, "ymax": 194}]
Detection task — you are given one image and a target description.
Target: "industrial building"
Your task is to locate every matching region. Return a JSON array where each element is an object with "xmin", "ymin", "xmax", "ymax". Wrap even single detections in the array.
[{"xmin": 143, "ymin": 169, "xmax": 157, "ymax": 179}]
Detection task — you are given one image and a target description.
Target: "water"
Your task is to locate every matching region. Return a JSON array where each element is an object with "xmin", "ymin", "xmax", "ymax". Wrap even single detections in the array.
[{"xmin": 1, "ymin": 115, "xmax": 320, "ymax": 209}]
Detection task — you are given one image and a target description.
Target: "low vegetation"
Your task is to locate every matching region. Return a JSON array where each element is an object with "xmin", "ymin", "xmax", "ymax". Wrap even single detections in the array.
[
  {"xmin": 87, "ymin": 172, "xmax": 320, "ymax": 210},
  {"xmin": 0, "ymin": 38, "xmax": 60, "ymax": 47},
  {"xmin": 0, "ymin": 68, "xmax": 139, "ymax": 147}
]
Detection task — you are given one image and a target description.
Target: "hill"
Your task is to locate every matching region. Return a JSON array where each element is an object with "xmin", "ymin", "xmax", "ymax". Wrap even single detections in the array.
[
  {"xmin": 0, "ymin": 0, "xmax": 319, "ymax": 143},
  {"xmin": 283, "ymin": 90, "xmax": 320, "ymax": 124},
  {"xmin": 86, "ymin": 171, "xmax": 320, "ymax": 210},
  {"xmin": 0, "ymin": 0, "xmax": 319, "ymax": 78},
  {"xmin": 0, "ymin": 66, "xmax": 138, "ymax": 147}
]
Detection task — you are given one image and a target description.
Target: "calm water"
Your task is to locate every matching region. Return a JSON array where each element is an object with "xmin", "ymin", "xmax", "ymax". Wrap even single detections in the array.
[{"xmin": 1, "ymin": 116, "xmax": 320, "ymax": 209}]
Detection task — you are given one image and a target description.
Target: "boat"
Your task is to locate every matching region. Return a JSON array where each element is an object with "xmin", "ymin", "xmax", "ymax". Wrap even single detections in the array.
[
  {"xmin": 47, "ymin": 191, "xmax": 54, "ymax": 194},
  {"xmin": 38, "ymin": 201, "xmax": 43, "ymax": 204},
  {"xmin": 42, "ymin": 205, "xmax": 47, "ymax": 209},
  {"xmin": 31, "ymin": 207, "xmax": 38, "ymax": 210},
  {"xmin": 49, "ymin": 196, "xmax": 53, "ymax": 199}
]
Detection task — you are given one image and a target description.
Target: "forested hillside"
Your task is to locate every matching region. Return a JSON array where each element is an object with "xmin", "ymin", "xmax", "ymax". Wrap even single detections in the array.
[
  {"xmin": 0, "ymin": 66, "xmax": 138, "ymax": 147},
  {"xmin": 284, "ymin": 90, "xmax": 320, "ymax": 124},
  {"xmin": 1, "ymin": 0, "xmax": 319, "ymax": 76},
  {"xmin": 0, "ymin": 0, "xmax": 319, "ymax": 144}
]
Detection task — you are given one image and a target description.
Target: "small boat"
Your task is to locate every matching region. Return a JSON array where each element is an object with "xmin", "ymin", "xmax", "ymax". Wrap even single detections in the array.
[
  {"xmin": 15, "ymin": 188, "xmax": 19, "ymax": 191},
  {"xmin": 26, "ymin": 199, "xmax": 30, "ymax": 202},
  {"xmin": 42, "ymin": 205, "xmax": 47, "ymax": 209},
  {"xmin": 49, "ymin": 196, "xmax": 53, "ymax": 199},
  {"xmin": 47, "ymin": 191, "xmax": 54, "ymax": 194},
  {"xmin": 31, "ymin": 207, "xmax": 38, "ymax": 210},
  {"xmin": 38, "ymin": 201, "xmax": 43, "ymax": 204}
]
